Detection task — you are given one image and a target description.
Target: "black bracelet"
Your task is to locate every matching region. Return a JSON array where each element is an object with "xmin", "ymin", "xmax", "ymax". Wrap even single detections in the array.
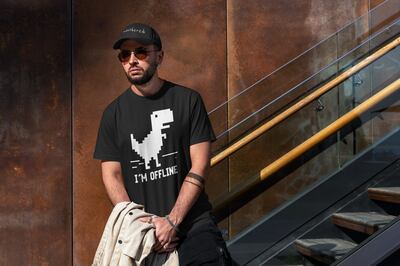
[
  {"xmin": 164, "ymin": 215, "xmax": 182, "ymax": 234},
  {"xmin": 184, "ymin": 179, "xmax": 203, "ymax": 189},
  {"xmin": 187, "ymin": 172, "xmax": 205, "ymax": 184}
]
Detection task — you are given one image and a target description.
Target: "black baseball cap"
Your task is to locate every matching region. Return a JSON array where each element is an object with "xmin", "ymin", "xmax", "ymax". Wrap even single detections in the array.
[{"xmin": 113, "ymin": 23, "xmax": 162, "ymax": 50}]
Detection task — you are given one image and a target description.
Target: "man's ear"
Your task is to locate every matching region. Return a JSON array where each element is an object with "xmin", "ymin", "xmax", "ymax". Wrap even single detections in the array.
[{"xmin": 157, "ymin": 50, "xmax": 164, "ymax": 65}]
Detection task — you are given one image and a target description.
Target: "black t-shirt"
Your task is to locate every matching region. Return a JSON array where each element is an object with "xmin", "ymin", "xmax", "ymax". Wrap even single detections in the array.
[{"xmin": 94, "ymin": 81, "xmax": 216, "ymax": 229}]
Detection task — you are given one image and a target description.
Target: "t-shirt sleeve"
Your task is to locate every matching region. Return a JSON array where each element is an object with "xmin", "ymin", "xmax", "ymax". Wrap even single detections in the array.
[
  {"xmin": 93, "ymin": 106, "xmax": 121, "ymax": 161},
  {"xmin": 189, "ymin": 91, "xmax": 217, "ymax": 145}
]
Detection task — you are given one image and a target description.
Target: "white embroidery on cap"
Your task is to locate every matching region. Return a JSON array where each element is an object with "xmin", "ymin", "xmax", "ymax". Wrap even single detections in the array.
[{"xmin": 123, "ymin": 28, "xmax": 146, "ymax": 34}]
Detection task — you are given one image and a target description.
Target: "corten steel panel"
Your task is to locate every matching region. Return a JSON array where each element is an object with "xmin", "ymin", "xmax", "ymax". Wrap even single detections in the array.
[
  {"xmin": 0, "ymin": 1, "xmax": 71, "ymax": 265},
  {"xmin": 226, "ymin": 0, "xmax": 369, "ymax": 237},
  {"xmin": 370, "ymin": 0, "xmax": 400, "ymax": 39},
  {"xmin": 73, "ymin": 1, "xmax": 227, "ymax": 265},
  {"xmin": 226, "ymin": 0, "xmax": 369, "ymax": 134},
  {"xmin": 336, "ymin": 14, "xmax": 370, "ymax": 69},
  {"xmin": 227, "ymin": 0, "xmax": 369, "ymax": 97},
  {"xmin": 370, "ymin": 0, "xmax": 387, "ymax": 9}
]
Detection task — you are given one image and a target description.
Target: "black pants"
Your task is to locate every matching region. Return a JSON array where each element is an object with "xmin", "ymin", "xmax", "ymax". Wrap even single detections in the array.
[{"xmin": 177, "ymin": 217, "xmax": 232, "ymax": 265}]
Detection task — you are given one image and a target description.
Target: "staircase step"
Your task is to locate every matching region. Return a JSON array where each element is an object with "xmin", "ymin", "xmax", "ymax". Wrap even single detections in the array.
[
  {"xmin": 294, "ymin": 238, "xmax": 356, "ymax": 265},
  {"xmin": 332, "ymin": 212, "xmax": 396, "ymax": 235},
  {"xmin": 368, "ymin": 187, "xmax": 400, "ymax": 204}
]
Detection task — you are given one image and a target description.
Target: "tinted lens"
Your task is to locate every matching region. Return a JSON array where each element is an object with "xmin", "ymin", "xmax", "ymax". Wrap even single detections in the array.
[
  {"xmin": 118, "ymin": 50, "xmax": 132, "ymax": 62},
  {"xmin": 118, "ymin": 48, "xmax": 149, "ymax": 62},
  {"xmin": 133, "ymin": 48, "xmax": 148, "ymax": 60}
]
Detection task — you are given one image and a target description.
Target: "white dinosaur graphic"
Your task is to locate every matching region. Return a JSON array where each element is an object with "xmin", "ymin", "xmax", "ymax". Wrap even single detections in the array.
[{"xmin": 130, "ymin": 108, "xmax": 174, "ymax": 170}]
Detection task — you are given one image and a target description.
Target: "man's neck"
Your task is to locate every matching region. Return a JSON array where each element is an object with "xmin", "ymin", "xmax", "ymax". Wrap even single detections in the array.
[{"xmin": 131, "ymin": 76, "xmax": 164, "ymax": 97}]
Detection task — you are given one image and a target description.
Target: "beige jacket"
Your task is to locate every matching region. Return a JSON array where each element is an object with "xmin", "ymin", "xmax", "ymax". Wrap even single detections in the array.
[{"xmin": 92, "ymin": 201, "xmax": 179, "ymax": 266}]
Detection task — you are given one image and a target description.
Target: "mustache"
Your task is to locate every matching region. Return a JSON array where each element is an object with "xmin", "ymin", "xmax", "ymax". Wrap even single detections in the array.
[{"xmin": 129, "ymin": 66, "xmax": 143, "ymax": 71}]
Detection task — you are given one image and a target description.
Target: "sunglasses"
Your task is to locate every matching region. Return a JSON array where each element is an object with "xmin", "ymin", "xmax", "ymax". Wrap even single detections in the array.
[{"xmin": 117, "ymin": 47, "xmax": 160, "ymax": 62}]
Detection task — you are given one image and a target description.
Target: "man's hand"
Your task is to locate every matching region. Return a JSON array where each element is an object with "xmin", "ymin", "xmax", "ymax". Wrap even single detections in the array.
[{"xmin": 152, "ymin": 216, "xmax": 179, "ymax": 252}]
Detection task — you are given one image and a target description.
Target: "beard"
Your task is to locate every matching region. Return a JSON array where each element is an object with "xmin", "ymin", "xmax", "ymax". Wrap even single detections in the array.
[{"xmin": 125, "ymin": 62, "xmax": 158, "ymax": 85}]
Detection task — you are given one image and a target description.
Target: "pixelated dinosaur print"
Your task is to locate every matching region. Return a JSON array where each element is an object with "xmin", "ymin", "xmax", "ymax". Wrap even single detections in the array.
[{"xmin": 130, "ymin": 108, "xmax": 174, "ymax": 170}]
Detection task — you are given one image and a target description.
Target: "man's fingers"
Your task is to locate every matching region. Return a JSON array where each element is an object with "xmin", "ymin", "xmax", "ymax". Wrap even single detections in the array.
[
  {"xmin": 153, "ymin": 241, "xmax": 163, "ymax": 251},
  {"xmin": 167, "ymin": 242, "xmax": 178, "ymax": 248},
  {"xmin": 154, "ymin": 238, "xmax": 178, "ymax": 252},
  {"xmin": 138, "ymin": 216, "xmax": 157, "ymax": 224},
  {"xmin": 138, "ymin": 217, "xmax": 149, "ymax": 223},
  {"xmin": 152, "ymin": 217, "xmax": 178, "ymax": 253},
  {"xmin": 156, "ymin": 244, "xmax": 177, "ymax": 253}
]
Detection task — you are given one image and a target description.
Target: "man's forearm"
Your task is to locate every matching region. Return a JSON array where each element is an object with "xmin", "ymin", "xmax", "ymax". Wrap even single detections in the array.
[
  {"xmin": 151, "ymin": 142, "xmax": 210, "ymax": 252},
  {"xmin": 103, "ymin": 174, "xmax": 131, "ymax": 206},
  {"xmin": 168, "ymin": 171, "xmax": 204, "ymax": 226},
  {"xmin": 167, "ymin": 141, "xmax": 211, "ymax": 225},
  {"xmin": 101, "ymin": 161, "xmax": 130, "ymax": 206}
]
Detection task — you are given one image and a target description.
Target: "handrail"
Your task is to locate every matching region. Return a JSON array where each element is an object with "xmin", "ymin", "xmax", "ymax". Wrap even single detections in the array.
[
  {"xmin": 212, "ymin": 78, "xmax": 400, "ymax": 215},
  {"xmin": 210, "ymin": 36, "xmax": 400, "ymax": 167}
]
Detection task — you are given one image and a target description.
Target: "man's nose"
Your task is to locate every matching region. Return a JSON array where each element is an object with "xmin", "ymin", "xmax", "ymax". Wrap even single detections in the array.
[{"xmin": 128, "ymin": 53, "xmax": 139, "ymax": 64}]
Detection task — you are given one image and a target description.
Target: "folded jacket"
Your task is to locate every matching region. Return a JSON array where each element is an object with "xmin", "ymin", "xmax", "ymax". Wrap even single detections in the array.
[{"xmin": 92, "ymin": 201, "xmax": 179, "ymax": 266}]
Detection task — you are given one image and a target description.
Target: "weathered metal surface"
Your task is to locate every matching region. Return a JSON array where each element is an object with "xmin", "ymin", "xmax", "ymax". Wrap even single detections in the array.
[
  {"xmin": 370, "ymin": 0, "xmax": 387, "ymax": 9},
  {"xmin": 0, "ymin": 0, "xmax": 71, "ymax": 265}
]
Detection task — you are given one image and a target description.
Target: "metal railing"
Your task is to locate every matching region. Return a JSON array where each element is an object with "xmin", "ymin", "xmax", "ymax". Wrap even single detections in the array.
[
  {"xmin": 211, "ymin": 37, "xmax": 400, "ymax": 167},
  {"xmin": 213, "ymin": 78, "xmax": 400, "ymax": 216},
  {"xmin": 211, "ymin": 36, "xmax": 400, "ymax": 218}
]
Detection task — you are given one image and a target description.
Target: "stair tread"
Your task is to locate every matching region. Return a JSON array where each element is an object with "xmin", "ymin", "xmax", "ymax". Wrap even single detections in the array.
[
  {"xmin": 368, "ymin": 187, "xmax": 400, "ymax": 203},
  {"xmin": 368, "ymin": 187, "xmax": 400, "ymax": 194},
  {"xmin": 294, "ymin": 238, "xmax": 356, "ymax": 261},
  {"xmin": 333, "ymin": 212, "xmax": 396, "ymax": 227}
]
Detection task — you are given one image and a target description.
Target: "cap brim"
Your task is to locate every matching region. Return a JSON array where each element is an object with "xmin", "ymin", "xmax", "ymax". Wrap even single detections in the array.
[{"xmin": 112, "ymin": 37, "xmax": 153, "ymax": 49}]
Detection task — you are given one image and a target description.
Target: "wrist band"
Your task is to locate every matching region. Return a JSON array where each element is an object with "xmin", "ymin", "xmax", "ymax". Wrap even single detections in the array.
[
  {"xmin": 187, "ymin": 172, "xmax": 205, "ymax": 184},
  {"xmin": 184, "ymin": 179, "xmax": 203, "ymax": 189},
  {"xmin": 164, "ymin": 215, "xmax": 181, "ymax": 234}
]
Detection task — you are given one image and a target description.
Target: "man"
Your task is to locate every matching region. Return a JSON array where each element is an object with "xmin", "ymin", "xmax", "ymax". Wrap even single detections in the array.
[{"xmin": 94, "ymin": 23, "xmax": 231, "ymax": 265}]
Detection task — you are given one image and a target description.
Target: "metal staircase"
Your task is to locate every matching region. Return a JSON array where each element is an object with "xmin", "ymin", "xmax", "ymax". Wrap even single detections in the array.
[{"xmin": 294, "ymin": 187, "xmax": 400, "ymax": 265}]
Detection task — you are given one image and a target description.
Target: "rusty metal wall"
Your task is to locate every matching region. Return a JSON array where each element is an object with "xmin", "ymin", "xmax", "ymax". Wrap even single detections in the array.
[
  {"xmin": 371, "ymin": 0, "xmax": 386, "ymax": 8},
  {"xmin": 0, "ymin": 0, "xmax": 71, "ymax": 265}
]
